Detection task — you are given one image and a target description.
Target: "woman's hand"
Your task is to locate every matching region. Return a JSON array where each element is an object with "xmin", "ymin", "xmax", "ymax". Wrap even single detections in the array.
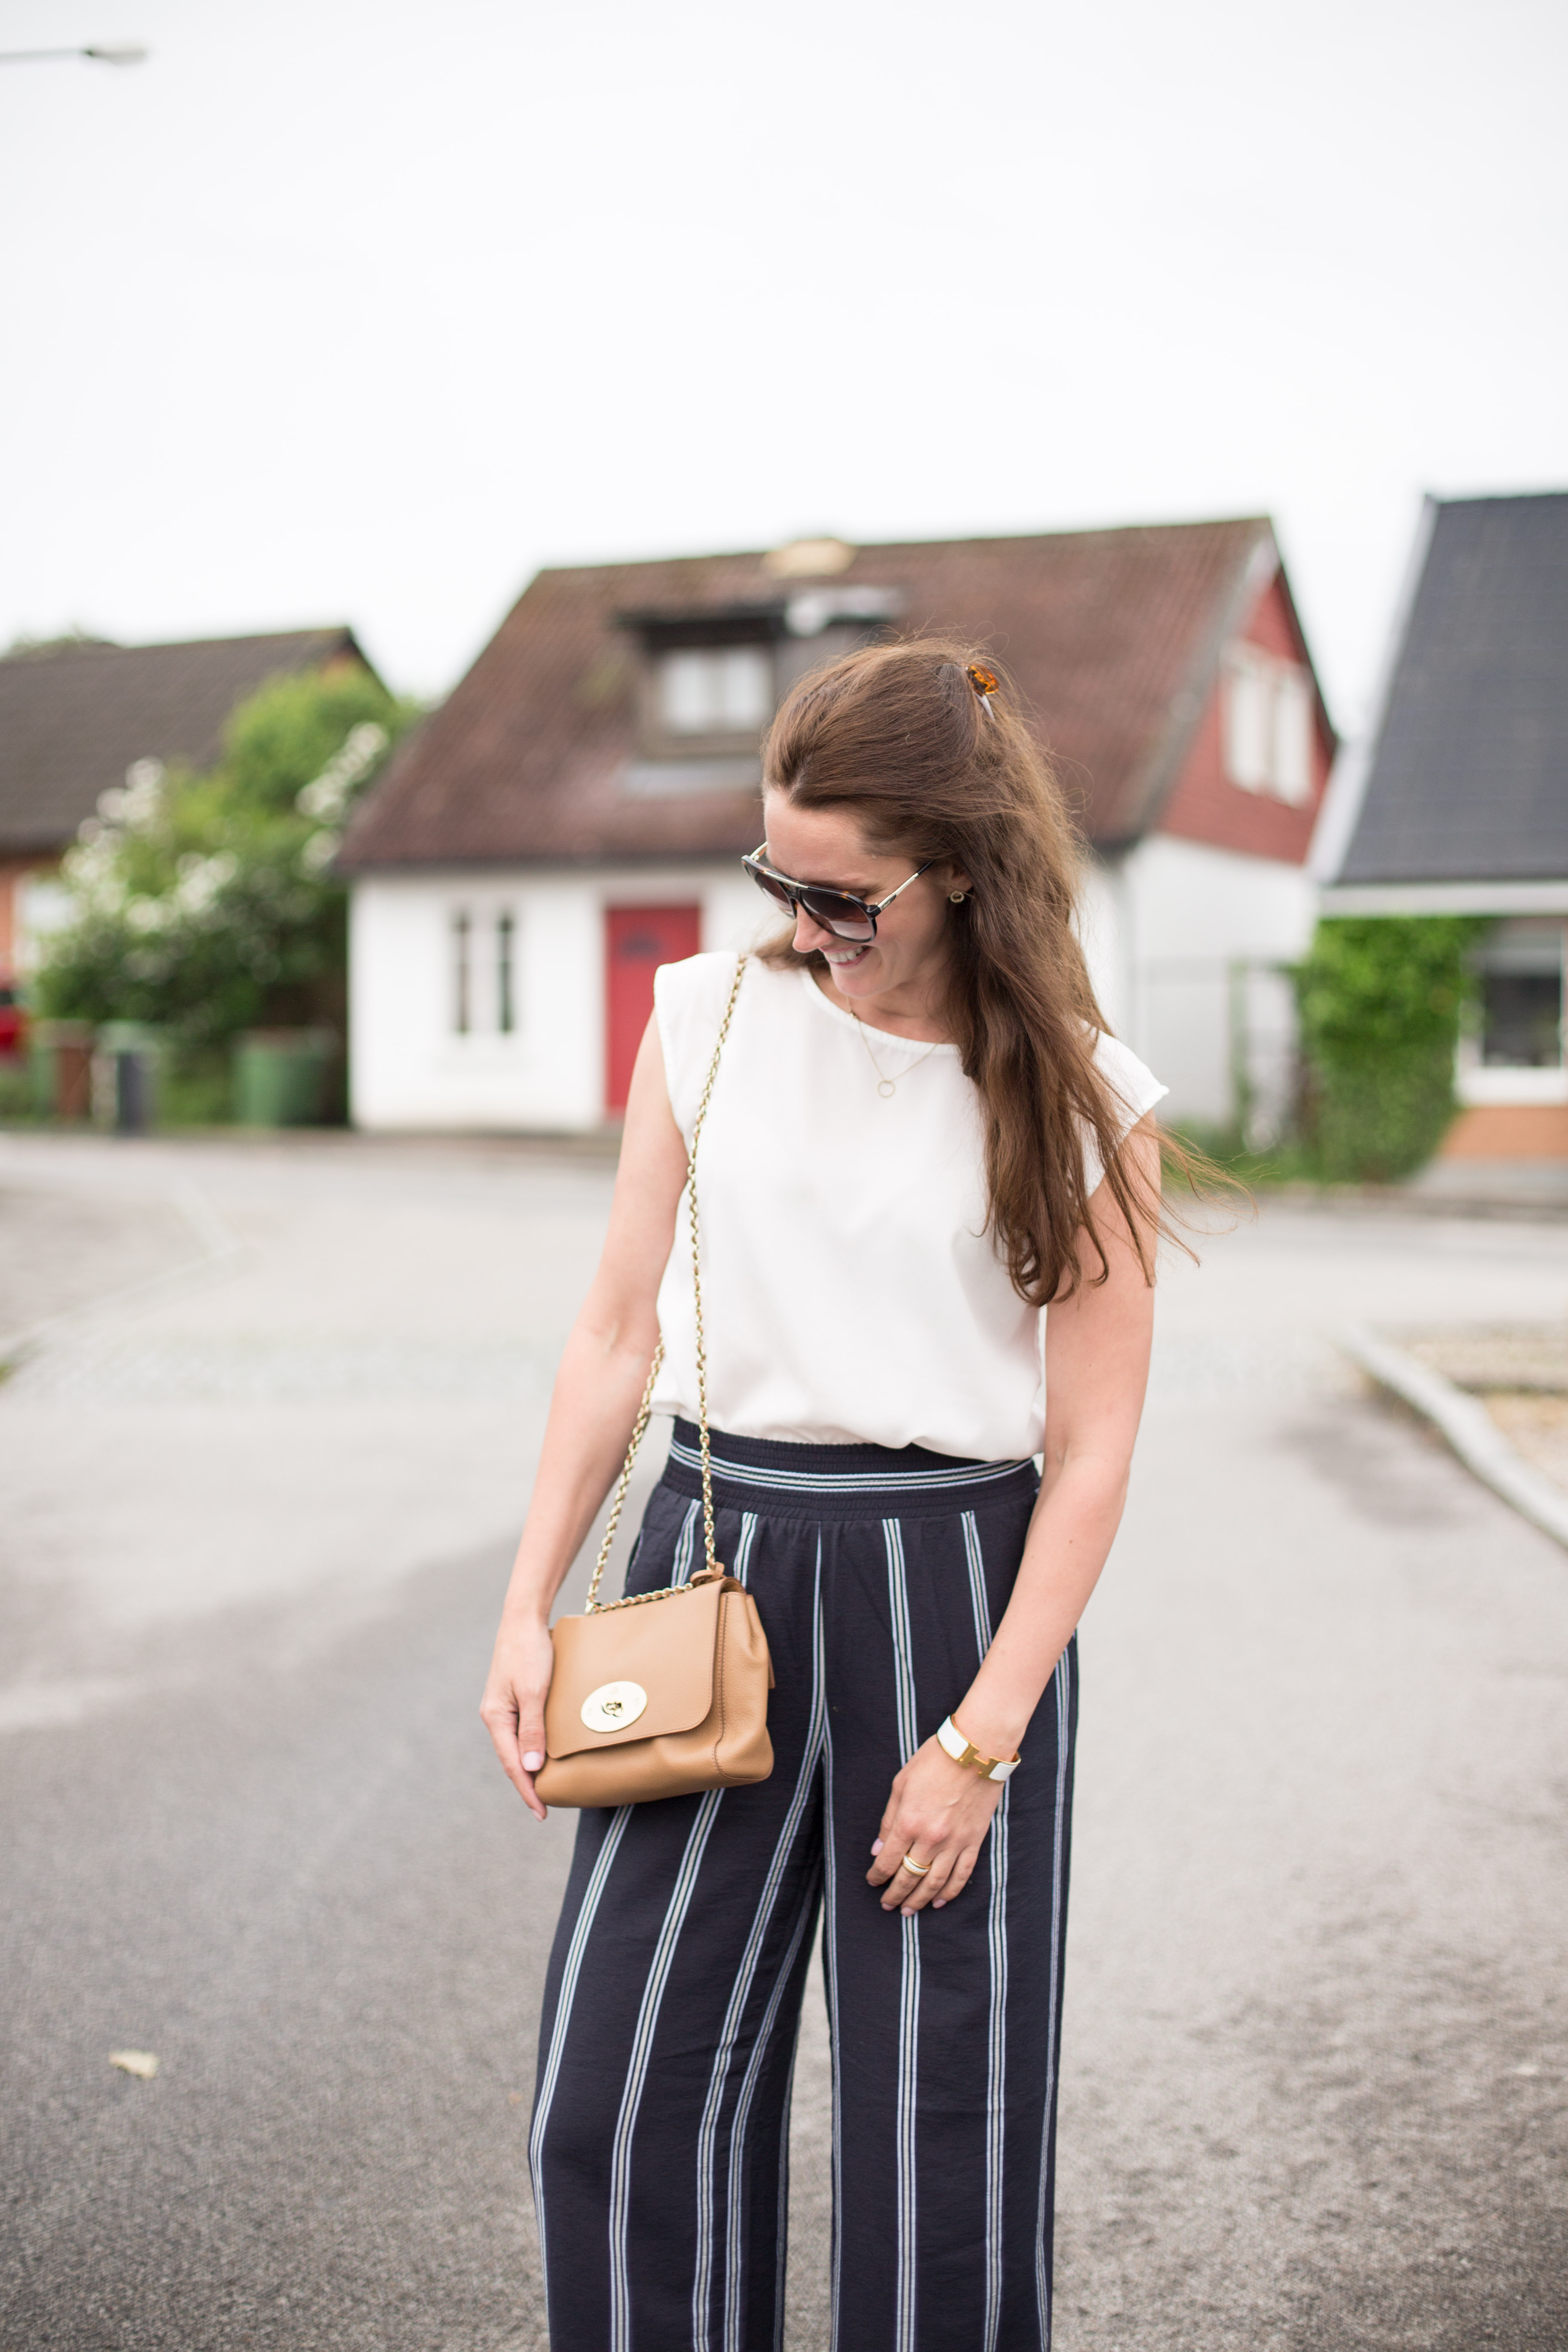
[
  {"xmin": 480, "ymin": 1617, "xmax": 557, "ymax": 1822},
  {"xmin": 866, "ymin": 1740, "xmax": 1004, "ymax": 1915}
]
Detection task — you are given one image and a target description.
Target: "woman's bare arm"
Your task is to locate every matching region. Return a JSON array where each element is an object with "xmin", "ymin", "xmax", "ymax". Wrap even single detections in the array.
[
  {"xmin": 479, "ymin": 1014, "xmax": 688, "ymax": 1818},
  {"xmin": 867, "ymin": 1118, "xmax": 1161, "ymax": 1912}
]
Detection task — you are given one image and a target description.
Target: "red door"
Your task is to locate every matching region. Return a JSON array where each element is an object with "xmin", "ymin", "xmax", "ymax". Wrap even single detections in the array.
[{"xmin": 604, "ymin": 904, "xmax": 701, "ymax": 1114}]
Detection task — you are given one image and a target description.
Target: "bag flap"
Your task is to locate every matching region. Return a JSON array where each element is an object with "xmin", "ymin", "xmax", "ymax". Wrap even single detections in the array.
[{"xmin": 545, "ymin": 1579, "xmax": 727, "ymax": 1759}]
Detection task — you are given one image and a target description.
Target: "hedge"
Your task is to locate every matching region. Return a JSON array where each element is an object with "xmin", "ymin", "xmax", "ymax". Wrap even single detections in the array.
[{"xmin": 1292, "ymin": 916, "xmax": 1486, "ymax": 1183}]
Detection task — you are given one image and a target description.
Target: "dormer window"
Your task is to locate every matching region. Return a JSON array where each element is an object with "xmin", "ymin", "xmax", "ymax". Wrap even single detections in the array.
[
  {"xmin": 618, "ymin": 589, "xmax": 904, "ymax": 792},
  {"xmin": 1222, "ymin": 645, "xmax": 1313, "ymax": 805},
  {"xmin": 656, "ymin": 645, "xmax": 773, "ymax": 736}
]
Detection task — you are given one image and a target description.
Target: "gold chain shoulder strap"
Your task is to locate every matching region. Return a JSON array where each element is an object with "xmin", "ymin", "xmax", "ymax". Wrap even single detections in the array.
[{"xmin": 585, "ymin": 952, "xmax": 747, "ymax": 1612}]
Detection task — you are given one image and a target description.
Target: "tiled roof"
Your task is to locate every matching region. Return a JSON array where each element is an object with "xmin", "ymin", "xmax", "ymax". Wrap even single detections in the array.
[
  {"xmin": 339, "ymin": 521, "xmax": 1277, "ymax": 869},
  {"xmin": 0, "ymin": 627, "xmax": 370, "ymax": 854},
  {"xmin": 1335, "ymin": 492, "xmax": 1568, "ymax": 885}
]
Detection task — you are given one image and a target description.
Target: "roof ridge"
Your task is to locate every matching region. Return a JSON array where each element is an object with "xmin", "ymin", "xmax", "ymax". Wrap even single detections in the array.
[
  {"xmin": 530, "ymin": 514, "xmax": 1274, "ymax": 582},
  {"xmin": 2, "ymin": 623, "xmax": 354, "ymax": 665}
]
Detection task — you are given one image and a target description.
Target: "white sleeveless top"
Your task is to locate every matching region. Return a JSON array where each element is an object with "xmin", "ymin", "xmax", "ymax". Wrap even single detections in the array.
[{"xmin": 649, "ymin": 952, "xmax": 1167, "ymax": 1461}]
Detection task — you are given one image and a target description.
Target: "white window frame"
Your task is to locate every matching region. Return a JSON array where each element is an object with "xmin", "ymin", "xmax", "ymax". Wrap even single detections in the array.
[
  {"xmin": 1457, "ymin": 921, "xmax": 1568, "ymax": 1102},
  {"xmin": 450, "ymin": 903, "xmax": 521, "ymax": 1039},
  {"xmin": 495, "ymin": 908, "xmax": 518, "ymax": 1036},
  {"xmin": 451, "ymin": 909, "xmax": 472, "ymax": 1036},
  {"xmin": 1222, "ymin": 645, "xmax": 1314, "ymax": 806},
  {"xmin": 655, "ymin": 645, "xmax": 773, "ymax": 737}
]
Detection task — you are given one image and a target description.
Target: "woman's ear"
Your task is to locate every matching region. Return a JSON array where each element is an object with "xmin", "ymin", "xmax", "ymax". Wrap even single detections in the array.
[{"xmin": 946, "ymin": 864, "xmax": 974, "ymax": 899}]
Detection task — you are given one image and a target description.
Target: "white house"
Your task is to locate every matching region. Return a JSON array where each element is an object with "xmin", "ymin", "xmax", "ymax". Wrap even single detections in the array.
[
  {"xmin": 339, "ymin": 524, "xmax": 1335, "ymax": 1134},
  {"xmin": 1313, "ymin": 490, "xmax": 1568, "ymax": 1162}
]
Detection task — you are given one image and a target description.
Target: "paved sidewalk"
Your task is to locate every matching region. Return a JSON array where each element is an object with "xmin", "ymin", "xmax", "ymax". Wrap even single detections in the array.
[{"xmin": 1, "ymin": 1134, "xmax": 1565, "ymax": 2349}]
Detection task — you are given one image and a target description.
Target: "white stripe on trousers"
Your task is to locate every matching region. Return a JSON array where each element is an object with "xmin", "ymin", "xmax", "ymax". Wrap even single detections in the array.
[
  {"xmin": 773, "ymin": 2015, "xmax": 799, "ymax": 2352},
  {"xmin": 528, "ymin": 1804, "xmax": 634, "ymax": 2314},
  {"xmin": 723, "ymin": 1886, "xmax": 818, "ymax": 2351},
  {"xmin": 595, "ymin": 1487, "xmax": 723, "ymax": 2350},
  {"xmin": 818, "ymin": 1536, "xmax": 847, "ymax": 2350},
  {"xmin": 606, "ymin": 1786, "xmax": 727, "ymax": 2352},
  {"xmin": 672, "ymin": 1497, "xmax": 701, "ymax": 1583},
  {"xmin": 689, "ymin": 1539, "xmax": 824, "ymax": 2352},
  {"xmin": 1033, "ymin": 1649, "xmax": 1072, "ymax": 2350},
  {"xmin": 882, "ymin": 1519, "xmax": 923, "ymax": 2352},
  {"xmin": 962, "ymin": 1508, "xmax": 1010, "ymax": 2352}
]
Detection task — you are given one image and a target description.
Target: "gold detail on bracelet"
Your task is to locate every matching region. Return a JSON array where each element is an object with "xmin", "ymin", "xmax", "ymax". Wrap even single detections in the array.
[{"xmin": 938, "ymin": 1712, "xmax": 1021, "ymax": 1781}]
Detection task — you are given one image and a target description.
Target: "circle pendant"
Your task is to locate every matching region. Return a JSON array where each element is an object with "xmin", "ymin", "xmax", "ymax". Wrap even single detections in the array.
[{"xmin": 876, "ymin": 1078, "xmax": 896, "ymax": 1098}]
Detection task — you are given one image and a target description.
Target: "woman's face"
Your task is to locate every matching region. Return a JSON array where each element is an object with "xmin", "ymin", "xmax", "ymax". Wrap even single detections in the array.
[{"xmin": 760, "ymin": 790, "xmax": 968, "ymax": 1009}]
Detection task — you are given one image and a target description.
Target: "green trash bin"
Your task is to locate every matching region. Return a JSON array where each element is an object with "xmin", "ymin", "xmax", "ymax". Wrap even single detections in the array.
[
  {"xmin": 233, "ymin": 1029, "xmax": 337, "ymax": 1127},
  {"xmin": 94, "ymin": 1021, "xmax": 168, "ymax": 1134}
]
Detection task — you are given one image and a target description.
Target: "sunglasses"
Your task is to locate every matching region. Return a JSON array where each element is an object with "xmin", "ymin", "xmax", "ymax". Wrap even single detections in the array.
[{"xmin": 741, "ymin": 844, "xmax": 934, "ymax": 943}]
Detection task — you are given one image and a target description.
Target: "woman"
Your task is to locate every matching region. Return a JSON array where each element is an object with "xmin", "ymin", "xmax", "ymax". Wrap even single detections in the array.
[{"xmin": 482, "ymin": 640, "xmax": 1170, "ymax": 2352}]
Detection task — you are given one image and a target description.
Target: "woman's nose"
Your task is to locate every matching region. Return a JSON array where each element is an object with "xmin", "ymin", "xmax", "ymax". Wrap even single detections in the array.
[{"xmin": 793, "ymin": 906, "xmax": 834, "ymax": 953}]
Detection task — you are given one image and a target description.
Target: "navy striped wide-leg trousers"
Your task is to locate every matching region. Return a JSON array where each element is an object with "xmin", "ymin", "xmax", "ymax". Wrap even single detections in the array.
[{"xmin": 530, "ymin": 1423, "xmax": 1078, "ymax": 2352}]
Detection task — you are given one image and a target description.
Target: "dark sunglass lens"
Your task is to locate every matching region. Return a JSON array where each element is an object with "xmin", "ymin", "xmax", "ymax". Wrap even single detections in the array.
[
  {"xmin": 747, "ymin": 865, "xmax": 795, "ymax": 912},
  {"xmin": 802, "ymin": 891, "xmax": 874, "ymax": 942}
]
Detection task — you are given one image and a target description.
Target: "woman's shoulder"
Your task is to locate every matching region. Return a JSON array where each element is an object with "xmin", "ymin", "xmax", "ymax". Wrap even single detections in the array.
[
  {"xmin": 653, "ymin": 948, "xmax": 744, "ymax": 1026},
  {"xmin": 654, "ymin": 949, "xmax": 789, "ymax": 1126},
  {"xmin": 1089, "ymin": 1030, "xmax": 1168, "ymax": 1129},
  {"xmin": 655, "ymin": 947, "xmax": 796, "ymax": 1026}
]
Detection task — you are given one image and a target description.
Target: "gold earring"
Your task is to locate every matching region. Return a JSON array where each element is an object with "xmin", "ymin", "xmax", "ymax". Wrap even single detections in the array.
[{"xmin": 949, "ymin": 890, "xmax": 967, "ymax": 903}]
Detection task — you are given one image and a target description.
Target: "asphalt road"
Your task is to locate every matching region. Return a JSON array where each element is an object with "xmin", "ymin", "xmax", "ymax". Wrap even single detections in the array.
[{"xmin": 2, "ymin": 1132, "xmax": 1565, "ymax": 2352}]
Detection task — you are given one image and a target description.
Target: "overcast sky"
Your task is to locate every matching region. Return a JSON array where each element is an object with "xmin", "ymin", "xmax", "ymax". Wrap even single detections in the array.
[{"xmin": 2, "ymin": 0, "xmax": 1563, "ymax": 730}]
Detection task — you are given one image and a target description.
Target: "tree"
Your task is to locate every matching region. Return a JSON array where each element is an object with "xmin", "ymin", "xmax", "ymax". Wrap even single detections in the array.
[{"xmin": 33, "ymin": 665, "xmax": 418, "ymax": 1054}]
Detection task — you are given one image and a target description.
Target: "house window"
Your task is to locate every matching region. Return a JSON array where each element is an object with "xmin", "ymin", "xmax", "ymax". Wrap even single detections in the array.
[
  {"xmin": 453, "ymin": 912, "xmax": 471, "ymax": 1035},
  {"xmin": 496, "ymin": 912, "xmax": 516, "ymax": 1035},
  {"xmin": 1477, "ymin": 923, "xmax": 1564, "ymax": 1068},
  {"xmin": 656, "ymin": 646, "xmax": 773, "ymax": 736},
  {"xmin": 1223, "ymin": 647, "xmax": 1313, "ymax": 805}
]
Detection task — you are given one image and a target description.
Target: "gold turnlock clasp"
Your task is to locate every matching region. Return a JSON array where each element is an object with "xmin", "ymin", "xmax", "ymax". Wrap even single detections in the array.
[{"xmin": 581, "ymin": 1680, "xmax": 649, "ymax": 1733}]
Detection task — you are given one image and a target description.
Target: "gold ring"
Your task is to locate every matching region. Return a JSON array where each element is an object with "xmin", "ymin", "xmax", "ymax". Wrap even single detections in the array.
[{"xmin": 900, "ymin": 1853, "xmax": 931, "ymax": 1876}]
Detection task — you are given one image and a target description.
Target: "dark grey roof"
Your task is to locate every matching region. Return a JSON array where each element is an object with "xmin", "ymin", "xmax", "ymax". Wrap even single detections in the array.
[
  {"xmin": 0, "ymin": 627, "xmax": 372, "ymax": 854},
  {"xmin": 1337, "ymin": 492, "xmax": 1568, "ymax": 884}
]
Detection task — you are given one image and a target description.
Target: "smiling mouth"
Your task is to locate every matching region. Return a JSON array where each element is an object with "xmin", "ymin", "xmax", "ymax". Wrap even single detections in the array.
[{"xmin": 824, "ymin": 943, "xmax": 872, "ymax": 968}]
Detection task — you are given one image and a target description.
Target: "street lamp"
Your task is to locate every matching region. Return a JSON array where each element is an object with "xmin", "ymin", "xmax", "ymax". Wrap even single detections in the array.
[{"xmin": 0, "ymin": 43, "xmax": 149, "ymax": 65}]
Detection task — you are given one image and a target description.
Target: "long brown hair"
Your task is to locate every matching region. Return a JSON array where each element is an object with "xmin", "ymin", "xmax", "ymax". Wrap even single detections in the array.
[{"xmin": 760, "ymin": 637, "xmax": 1173, "ymax": 1304}]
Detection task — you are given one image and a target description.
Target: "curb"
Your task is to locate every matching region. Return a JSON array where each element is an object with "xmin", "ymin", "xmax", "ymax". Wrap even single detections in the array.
[{"xmin": 1339, "ymin": 1323, "xmax": 1568, "ymax": 1554}]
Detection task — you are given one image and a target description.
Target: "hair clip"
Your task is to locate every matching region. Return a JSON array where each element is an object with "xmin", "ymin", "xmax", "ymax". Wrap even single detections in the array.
[{"xmin": 965, "ymin": 663, "xmax": 999, "ymax": 701}]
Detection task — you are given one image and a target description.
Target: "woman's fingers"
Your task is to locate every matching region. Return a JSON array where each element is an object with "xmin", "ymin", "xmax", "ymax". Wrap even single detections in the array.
[
  {"xmin": 867, "ymin": 1739, "xmax": 1005, "ymax": 1909},
  {"xmin": 479, "ymin": 1679, "xmax": 549, "ymax": 1820},
  {"xmin": 931, "ymin": 1847, "xmax": 981, "ymax": 1911},
  {"xmin": 481, "ymin": 1623, "xmax": 557, "ymax": 1822},
  {"xmin": 516, "ymin": 1709, "xmax": 548, "ymax": 1822},
  {"xmin": 880, "ymin": 1847, "xmax": 950, "ymax": 1913},
  {"xmin": 866, "ymin": 1831, "xmax": 909, "ymax": 1893}
]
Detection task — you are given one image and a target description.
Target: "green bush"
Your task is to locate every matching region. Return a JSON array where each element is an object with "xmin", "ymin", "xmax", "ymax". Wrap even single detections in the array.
[
  {"xmin": 1292, "ymin": 916, "xmax": 1486, "ymax": 1182},
  {"xmin": 158, "ymin": 1049, "xmax": 236, "ymax": 1128},
  {"xmin": 31, "ymin": 666, "xmax": 418, "ymax": 1068},
  {"xmin": 0, "ymin": 1061, "xmax": 33, "ymax": 1121}
]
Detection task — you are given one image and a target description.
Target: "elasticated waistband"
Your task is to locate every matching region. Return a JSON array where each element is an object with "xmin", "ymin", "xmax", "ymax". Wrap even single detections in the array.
[{"xmin": 662, "ymin": 1419, "xmax": 1038, "ymax": 1521}]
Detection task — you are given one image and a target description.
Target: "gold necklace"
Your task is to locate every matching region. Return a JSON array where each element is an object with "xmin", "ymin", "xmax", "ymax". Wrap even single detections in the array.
[{"xmin": 850, "ymin": 1009, "xmax": 943, "ymax": 1098}]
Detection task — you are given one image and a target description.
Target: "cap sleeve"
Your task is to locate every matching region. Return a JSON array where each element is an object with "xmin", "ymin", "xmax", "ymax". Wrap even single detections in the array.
[
  {"xmin": 1082, "ymin": 1033, "xmax": 1169, "ymax": 1196},
  {"xmin": 653, "ymin": 951, "xmax": 744, "ymax": 1139}
]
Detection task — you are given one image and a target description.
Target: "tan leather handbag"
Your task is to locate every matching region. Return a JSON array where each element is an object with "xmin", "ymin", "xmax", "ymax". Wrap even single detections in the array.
[{"xmin": 536, "ymin": 956, "xmax": 774, "ymax": 1809}]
